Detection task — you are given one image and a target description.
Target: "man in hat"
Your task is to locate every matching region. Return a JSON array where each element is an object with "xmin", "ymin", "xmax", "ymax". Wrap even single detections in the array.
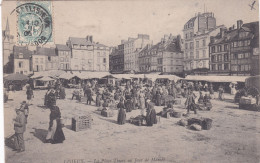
[
  {"xmin": 20, "ymin": 101, "xmax": 29, "ymax": 123},
  {"xmin": 13, "ymin": 107, "xmax": 26, "ymax": 152}
]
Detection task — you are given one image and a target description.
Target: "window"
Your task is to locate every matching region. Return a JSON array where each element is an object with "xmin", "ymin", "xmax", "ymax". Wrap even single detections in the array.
[
  {"xmin": 203, "ymin": 39, "xmax": 206, "ymax": 46},
  {"xmin": 185, "ymin": 43, "xmax": 188, "ymax": 49},
  {"xmin": 218, "ymin": 64, "xmax": 222, "ymax": 70},
  {"xmin": 224, "ymin": 44, "xmax": 228, "ymax": 51},
  {"xmin": 40, "ymin": 58, "xmax": 43, "ymax": 63},
  {"xmin": 224, "ymin": 54, "xmax": 229, "ymax": 61},
  {"xmin": 234, "ymin": 42, "xmax": 238, "ymax": 47},
  {"xmin": 224, "ymin": 63, "xmax": 229, "ymax": 70},
  {"xmin": 244, "ymin": 53, "xmax": 249, "ymax": 58},
  {"xmin": 196, "ymin": 51, "xmax": 199, "ymax": 58},
  {"xmin": 212, "ymin": 46, "xmax": 215, "ymax": 53},
  {"xmin": 244, "ymin": 65, "xmax": 249, "ymax": 71},
  {"xmin": 48, "ymin": 56, "xmax": 51, "ymax": 61},
  {"xmin": 18, "ymin": 61, "xmax": 23, "ymax": 68},
  {"xmin": 238, "ymin": 53, "xmax": 244, "ymax": 59},
  {"xmin": 211, "ymin": 55, "xmax": 215, "ymax": 62},
  {"xmin": 218, "ymin": 45, "xmax": 222, "ymax": 52},
  {"xmin": 203, "ymin": 50, "xmax": 206, "ymax": 58},
  {"xmin": 185, "ymin": 34, "xmax": 188, "ymax": 39},
  {"xmin": 218, "ymin": 54, "xmax": 222, "ymax": 61},
  {"xmin": 196, "ymin": 41, "xmax": 199, "ymax": 48},
  {"xmin": 190, "ymin": 42, "xmax": 194, "ymax": 49},
  {"xmin": 35, "ymin": 58, "xmax": 38, "ymax": 63},
  {"xmin": 190, "ymin": 32, "xmax": 193, "ymax": 38},
  {"xmin": 97, "ymin": 52, "xmax": 100, "ymax": 56},
  {"xmin": 190, "ymin": 52, "xmax": 194, "ymax": 59},
  {"xmin": 103, "ymin": 58, "xmax": 106, "ymax": 63},
  {"xmin": 212, "ymin": 64, "xmax": 216, "ymax": 70},
  {"xmin": 60, "ymin": 57, "xmax": 64, "ymax": 62},
  {"xmin": 203, "ymin": 61, "xmax": 206, "ymax": 67}
]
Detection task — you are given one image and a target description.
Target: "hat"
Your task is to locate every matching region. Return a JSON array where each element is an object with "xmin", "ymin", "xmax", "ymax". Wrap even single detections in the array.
[{"xmin": 21, "ymin": 101, "xmax": 26, "ymax": 104}]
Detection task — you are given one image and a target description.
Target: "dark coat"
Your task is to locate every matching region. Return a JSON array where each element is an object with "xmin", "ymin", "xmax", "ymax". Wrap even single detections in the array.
[
  {"xmin": 117, "ymin": 108, "xmax": 126, "ymax": 125},
  {"xmin": 125, "ymin": 99, "xmax": 133, "ymax": 112},
  {"xmin": 146, "ymin": 108, "xmax": 157, "ymax": 126},
  {"xmin": 14, "ymin": 113, "xmax": 26, "ymax": 133}
]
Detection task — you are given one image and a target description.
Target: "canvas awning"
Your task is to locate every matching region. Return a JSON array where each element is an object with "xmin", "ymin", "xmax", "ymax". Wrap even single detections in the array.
[
  {"xmin": 185, "ymin": 75, "xmax": 249, "ymax": 83},
  {"xmin": 36, "ymin": 76, "xmax": 55, "ymax": 82}
]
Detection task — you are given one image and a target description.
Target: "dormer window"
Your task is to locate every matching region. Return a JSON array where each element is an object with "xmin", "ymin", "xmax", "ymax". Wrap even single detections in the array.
[{"xmin": 18, "ymin": 53, "xmax": 23, "ymax": 59}]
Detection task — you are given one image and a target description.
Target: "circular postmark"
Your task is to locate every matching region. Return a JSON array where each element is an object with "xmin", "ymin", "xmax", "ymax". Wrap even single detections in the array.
[{"xmin": 11, "ymin": 3, "xmax": 52, "ymax": 46}]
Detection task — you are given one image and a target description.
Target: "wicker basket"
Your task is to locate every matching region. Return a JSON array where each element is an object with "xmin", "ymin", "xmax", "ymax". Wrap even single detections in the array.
[
  {"xmin": 172, "ymin": 111, "xmax": 182, "ymax": 118},
  {"xmin": 202, "ymin": 118, "xmax": 213, "ymax": 130}
]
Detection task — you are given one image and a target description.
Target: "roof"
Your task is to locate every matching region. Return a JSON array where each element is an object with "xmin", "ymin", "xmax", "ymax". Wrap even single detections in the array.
[
  {"xmin": 56, "ymin": 44, "xmax": 70, "ymax": 51},
  {"xmin": 210, "ymin": 22, "xmax": 259, "ymax": 46},
  {"xmin": 36, "ymin": 47, "xmax": 57, "ymax": 56},
  {"xmin": 69, "ymin": 37, "xmax": 93, "ymax": 46},
  {"xmin": 13, "ymin": 46, "xmax": 33, "ymax": 59}
]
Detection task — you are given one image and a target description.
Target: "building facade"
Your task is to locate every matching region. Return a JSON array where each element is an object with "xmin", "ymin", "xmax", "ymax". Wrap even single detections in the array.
[
  {"xmin": 123, "ymin": 34, "xmax": 152, "ymax": 72},
  {"xmin": 183, "ymin": 12, "xmax": 223, "ymax": 75},
  {"xmin": 13, "ymin": 46, "xmax": 33, "ymax": 75},
  {"xmin": 56, "ymin": 44, "xmax": 71, "ymax": 70},
  {"xmin": 67, "ymin": 36, "xmax": 109, "ymax": 71},
  {"xmin": 93, "ymin": 43, "xmax": 110, "ymax": 71},
  {"xmin": 32, "ymin": 54, "xmax": 46, "ymax": 72},
  {"xmin": 36, "ymin": 47, "xmax": 59, "ymax": 71},
  {"xmin": 3, "ymin": 18, "xmax": 15, "ymax": 73},
  {"xmin": 139, "ymin": 34, "xmax": 184, "ymax": 74},
  {"xmin": 209, "ymin": 20, "xmax": 259, "ymax": 76}
]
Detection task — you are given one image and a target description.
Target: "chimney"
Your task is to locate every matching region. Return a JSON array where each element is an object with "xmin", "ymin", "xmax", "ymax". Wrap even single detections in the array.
[
  {"xmin": 237, "ymin": 20, "xmax": 243, "ymax": 29},
  {"xmin": 89, "ymin": 35, "xmax": 93, "ymax": 43},
  {"xmin": 220, "ymin": 28, "xmax": 225, "ymax": 38},
  {"xmin": 232, "ymin": 25, "xmax": 235, "ymax": 29},
  {"xmin": 121, "ymin": 40, "xmax": 125, "ymax": 44}
]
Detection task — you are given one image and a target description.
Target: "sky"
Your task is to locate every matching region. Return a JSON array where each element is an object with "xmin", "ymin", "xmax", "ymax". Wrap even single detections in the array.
[{"xmin": 2, "ymin": 0, "xmax": 259, "ymax": 47}]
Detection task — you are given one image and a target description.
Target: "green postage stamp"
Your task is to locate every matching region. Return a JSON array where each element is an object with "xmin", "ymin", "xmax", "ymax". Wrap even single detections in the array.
[{"xmin": 11, "ymin": 1, "xmax": 52, "ymax": 46}]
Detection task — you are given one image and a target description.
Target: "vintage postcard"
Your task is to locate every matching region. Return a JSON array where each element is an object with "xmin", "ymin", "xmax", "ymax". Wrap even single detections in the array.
[{"xmin": 1, "ymin": 0, "xmax": 260, "ymax": 163}]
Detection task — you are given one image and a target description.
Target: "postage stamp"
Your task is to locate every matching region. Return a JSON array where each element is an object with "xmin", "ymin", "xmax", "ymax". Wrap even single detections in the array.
[{"xmin": 11, "ymin": 1, "xmax": 53, "ymax": 46}]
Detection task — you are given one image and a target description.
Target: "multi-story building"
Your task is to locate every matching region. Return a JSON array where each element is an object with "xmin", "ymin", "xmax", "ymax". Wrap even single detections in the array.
[
  {"xmin": 67, "ymin": 35, "xmax": 109, "ymax": 71},
  {"xmin": 13, "ymin": 46, "xmax": 33, "ymax": 75},
  {"xmin": 123, "ymin": 34, "xmax": 152, "ymax": 72},
  {"xmin": 56, "ymin": 44, "xmax": 71, "ymax": 70},
  {"xmin": 209, "ymin": 20, "xmax": 259, "ymax": 76},
  {"xmin": 93, "ymin": 43, "xmax": 110, "ymax": 71},
  {"xmin": 162, "ymin": 35, "xmax": 184, "ymax": 74},
  {"xmin": 139, "ymin": 34, "xmax": 184, "ymax": 74},
  {"xmin": 32, "ymin": 52, "xmax": 46, "ymax": 72},
  {"xmin": 183, "ymin": 12, "xmax": 224, "ymax": 75},
  {"xmin": 37, "ymin": 47, "xmax": 59, "ymax": 71},
  {"xmin": 139, "ymin": 43, "xmax": 158, "ymax": 73},
  {"xmin": 2, "ymin": 18, "xmax": 15, "ymax": 73}
]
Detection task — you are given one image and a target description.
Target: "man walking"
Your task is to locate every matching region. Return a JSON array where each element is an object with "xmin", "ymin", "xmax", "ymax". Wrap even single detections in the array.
[
  {"xmin": 185, "ymin": 89, "xmax": 197, "ymax": 114},
  {"xmin": 13, "ymin": 107, "xmax": 26, "ymax": 152}
]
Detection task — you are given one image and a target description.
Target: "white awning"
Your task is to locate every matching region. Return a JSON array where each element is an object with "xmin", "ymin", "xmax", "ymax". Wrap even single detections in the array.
[{"xmin": 185, "ymin": 75, "xmax": 249, "ymax": 83}]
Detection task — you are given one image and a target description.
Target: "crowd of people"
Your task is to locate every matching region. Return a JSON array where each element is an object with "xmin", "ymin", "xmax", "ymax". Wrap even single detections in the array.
[{"xmin": 10, "ymin": 77, "xmax": 244, "ymax": 153}]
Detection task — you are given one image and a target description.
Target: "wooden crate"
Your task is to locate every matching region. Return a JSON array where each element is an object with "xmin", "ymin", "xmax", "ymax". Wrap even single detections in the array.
[{"xmin": 72, "ymin": 115, "xmax": 92, "ymax": 132}]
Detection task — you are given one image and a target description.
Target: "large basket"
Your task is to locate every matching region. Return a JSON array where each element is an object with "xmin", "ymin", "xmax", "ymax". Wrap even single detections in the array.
[
  {"xmin": 72, "ymin": 114, "xmax": 92, "ymax": 132},
  {"xmin": 202, "ymin": 118, "xmax": 213, "ymax": 130},
  {"xmin": 172, "ymin": 111, "xmax": 182, "ymax": 118}
]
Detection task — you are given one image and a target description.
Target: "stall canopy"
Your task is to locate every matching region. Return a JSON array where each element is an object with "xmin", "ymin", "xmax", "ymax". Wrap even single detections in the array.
[
  {"xmin": 31, "ymin": 70, "xmax": 65, "ymax": 79},
  {"xmin": 185, "ymin": 75, "xmax": 249, "ymax": 83},
  {"xmin": 4, "ymin": 73, "xmax": 29, "ymax": 81},
  {"xmin": 37, "ymin": 76, "xmax": 55, "ymax": 82}
]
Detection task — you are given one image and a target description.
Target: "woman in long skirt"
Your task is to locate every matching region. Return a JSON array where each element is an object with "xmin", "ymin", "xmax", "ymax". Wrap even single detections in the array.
[
  {"xmin": 146, "ymin": 102, "xmax": 157, "ymax": 126},
  {"xmin": 117, "ymin": 98, "xmax": 126, "ymax": 125},
  {"xmin": 139, "ymin": 91, "xmax": 145, "ymax": 116},
  {"xmin": 46, "ymin": 105, "xmax": 65, "ymax": 144}
]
